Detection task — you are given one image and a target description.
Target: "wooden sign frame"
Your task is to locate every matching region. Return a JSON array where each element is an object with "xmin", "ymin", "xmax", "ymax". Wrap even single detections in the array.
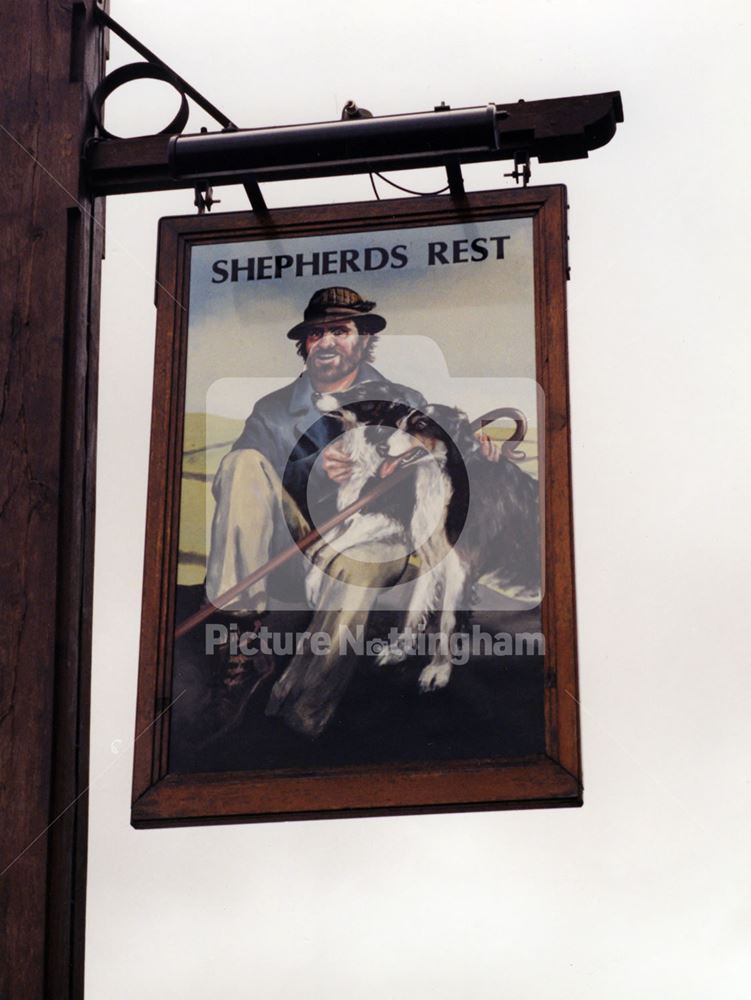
[{"xmin": 132, "ymin": 185, "xmax": 581, "ymax": 826}]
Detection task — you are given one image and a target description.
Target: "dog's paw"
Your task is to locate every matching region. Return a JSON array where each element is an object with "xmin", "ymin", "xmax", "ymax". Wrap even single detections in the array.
[
  {"xmin": 418, "ymin": 661, "xmax": 452, "ymax": 692},
  {"xmin": 375, "ymin": 643, "xmax": 407, "ymax": 667}
]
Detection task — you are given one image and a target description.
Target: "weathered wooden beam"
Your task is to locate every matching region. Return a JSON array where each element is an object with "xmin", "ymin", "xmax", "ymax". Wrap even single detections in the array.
[
  {"xmin": 0, "ymin": 2, "xmax": 105, "ymax": 997},
  {"xmin": 85, "ymin": 91, "xmax": 623, "ymax": 196}
]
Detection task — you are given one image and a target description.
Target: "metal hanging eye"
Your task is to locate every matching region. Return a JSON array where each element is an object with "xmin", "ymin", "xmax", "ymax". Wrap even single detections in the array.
[{"xmin": 91, "ymin": 62, "xmax": 190, "ymax": 140}]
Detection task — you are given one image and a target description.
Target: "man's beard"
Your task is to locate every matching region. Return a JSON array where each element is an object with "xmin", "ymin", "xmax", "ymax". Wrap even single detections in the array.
[{"xmin": 308, "ymin": 344, "xmax": 364, "ymax": 383}]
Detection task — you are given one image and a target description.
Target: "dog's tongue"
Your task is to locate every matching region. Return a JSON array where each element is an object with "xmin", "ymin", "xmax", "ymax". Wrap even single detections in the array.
[{"xmin": 379, "ymin": 456, "xmax": 403, "ymax": 478}]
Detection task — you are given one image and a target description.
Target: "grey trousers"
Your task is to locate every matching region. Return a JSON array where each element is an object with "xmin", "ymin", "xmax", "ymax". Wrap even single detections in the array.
[{"xmin": 206, "ymin": 449, "xmax": 409, "ymax": 737}]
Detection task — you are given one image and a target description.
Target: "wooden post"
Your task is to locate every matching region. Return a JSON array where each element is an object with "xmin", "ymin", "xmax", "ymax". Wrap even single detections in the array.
[{"xmin": 0, "ymin": 2, "xmax": 106, "ymax": 997}]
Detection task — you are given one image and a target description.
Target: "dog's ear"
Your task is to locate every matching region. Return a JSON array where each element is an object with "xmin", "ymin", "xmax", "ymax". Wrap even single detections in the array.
[{"xmin": 381, "ymin": 401, "xmax": 408, "ymax": 426}]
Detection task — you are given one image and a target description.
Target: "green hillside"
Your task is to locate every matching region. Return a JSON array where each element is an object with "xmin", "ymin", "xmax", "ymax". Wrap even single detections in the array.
[{"xmin": 178, "ymin": 413, "xmax": 243, "ymax": 585}]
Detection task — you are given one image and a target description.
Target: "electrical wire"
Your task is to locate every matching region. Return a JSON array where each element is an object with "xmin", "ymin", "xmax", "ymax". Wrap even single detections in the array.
[{"xmin": 369, "ymin": 172, "xmax": 450, "ymax": 198}]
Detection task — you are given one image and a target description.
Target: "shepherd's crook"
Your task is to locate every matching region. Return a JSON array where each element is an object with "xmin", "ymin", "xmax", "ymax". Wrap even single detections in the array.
[{"xmin": 173, "ymin": 407, "xmax": 528, "ymax": 640}]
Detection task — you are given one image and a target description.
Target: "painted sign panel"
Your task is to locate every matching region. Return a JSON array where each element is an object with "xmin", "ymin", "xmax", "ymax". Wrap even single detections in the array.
[{"xmin": 133, "ymin": 187, "xmax": 580, "ymax": 824}]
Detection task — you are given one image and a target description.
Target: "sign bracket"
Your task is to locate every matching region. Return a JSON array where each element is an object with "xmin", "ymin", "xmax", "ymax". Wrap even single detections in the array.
[
  {"xmin": 505, "ymin": 151, "xmax": 532, "ymax": 187},
  {"xmin": 87, "ymin": 11, "xmax": 621, "ymax": 207},
  {"xmin": 85, "ymin": 91, "xmax": 623, "ymax": 199},
  {"xmin": 92, "ymin": 4, "xmax": 269, "ymax": 214}
]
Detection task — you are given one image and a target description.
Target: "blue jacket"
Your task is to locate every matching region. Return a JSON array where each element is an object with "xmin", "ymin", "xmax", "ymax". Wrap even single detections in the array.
[{"xmin": 231, "ymin": 362, "xmax": 426, "ymax": 521}]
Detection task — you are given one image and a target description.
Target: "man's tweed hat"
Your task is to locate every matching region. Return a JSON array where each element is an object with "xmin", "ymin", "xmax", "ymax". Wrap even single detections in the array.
[{"xmin": 286, "ymin": 287, "xmax": 387, "ymax": 339}]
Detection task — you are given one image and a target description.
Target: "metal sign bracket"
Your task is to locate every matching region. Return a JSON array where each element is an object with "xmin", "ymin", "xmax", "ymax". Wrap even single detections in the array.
[
  {"xmin": 86, "ymin": 8, "xmax": 623, "ymax": 211},
  {"xmin": 92, "ymin": 4, "xmax": 268, "ymax": 214}
]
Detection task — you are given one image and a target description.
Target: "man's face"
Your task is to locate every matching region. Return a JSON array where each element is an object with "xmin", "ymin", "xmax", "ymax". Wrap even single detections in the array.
[{"xmin": 304, "ymin": 319, "xmax": 368, "ymax": 383}]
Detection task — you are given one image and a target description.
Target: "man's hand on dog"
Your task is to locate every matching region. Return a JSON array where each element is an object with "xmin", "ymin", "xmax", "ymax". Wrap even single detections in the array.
[
  {"xmin": 476, "ymin": 431, "xmax": 503, "ymax": 462},
  {"xmin": 322, "ymin": 443, "xmax": 354, "ymax": 483}
]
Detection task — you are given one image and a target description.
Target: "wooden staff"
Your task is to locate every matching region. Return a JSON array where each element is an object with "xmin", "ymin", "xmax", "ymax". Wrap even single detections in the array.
[{"xmin": 174, "ymin": 407, "xmax": 527, "ymax": 639}]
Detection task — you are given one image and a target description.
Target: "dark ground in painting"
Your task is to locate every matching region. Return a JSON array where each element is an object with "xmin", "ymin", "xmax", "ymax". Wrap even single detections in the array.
[{"xmin": 168, "ymin": 585, "xmax": 545, "ymax": 774}]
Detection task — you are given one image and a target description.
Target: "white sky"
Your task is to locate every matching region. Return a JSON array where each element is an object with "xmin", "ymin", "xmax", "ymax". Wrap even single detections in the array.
[{"xmin": 88, "ymin": 2, "xmax": 751, "ymax": 998}]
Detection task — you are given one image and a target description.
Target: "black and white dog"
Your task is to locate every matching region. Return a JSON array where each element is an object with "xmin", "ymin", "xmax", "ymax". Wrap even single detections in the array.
[
  {"xmin": 375, "ymin": 403, "xmax": 540, "ymax": 690},
  {"xmin": 309, "ymin": 387, "xmax": 540, "ymax": 691},
  {"xmin": 303, "ymin": 383, "xmax": 416, "ymax": 608}
]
